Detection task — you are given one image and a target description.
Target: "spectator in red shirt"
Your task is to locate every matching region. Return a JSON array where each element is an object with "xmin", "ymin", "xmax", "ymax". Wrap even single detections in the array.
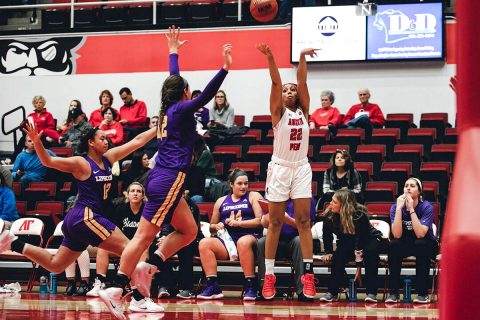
[
  {"xmin": 119, "ymin": 87, "xmax": 147, "ymax": 140},
  {"xmin": 89, "ymin": 89, "xmax": 119, "ymax": 127},
  {"xmin": 309, "ymin": 90, "xmax": 341, "ymax": 135},
  {"xmin": 100, "ymin": 106, "xmax": 124, "ymax": 146},
  {"xmin": 27, "ymin": 95, "xmax": 61, "ymax": 142},
  {"xmin": 343, "ymin": 88, "xmax": 385, "ymax": 142}
]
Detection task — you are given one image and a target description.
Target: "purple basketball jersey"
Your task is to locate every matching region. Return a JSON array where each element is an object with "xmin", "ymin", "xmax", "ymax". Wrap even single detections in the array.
[
  {"xmin": 219, "ymin": 191, "xmax": 259, "ymax": 241},
  {"xmin": 76, "ymin": 156, "xmax": 114, "ymax": 213}
]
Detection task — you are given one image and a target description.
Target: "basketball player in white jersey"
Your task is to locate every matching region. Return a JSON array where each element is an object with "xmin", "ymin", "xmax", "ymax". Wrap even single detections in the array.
[{"xmin": 256, "ymin": 44, "xmax": 318, "ymax": 301}]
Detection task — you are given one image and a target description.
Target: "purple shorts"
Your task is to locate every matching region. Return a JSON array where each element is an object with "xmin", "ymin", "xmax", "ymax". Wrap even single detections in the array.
[
  {"xmin": 61, "ymin": 205, "xmax": 116, "ymax": 251},
  {"xmin": 142, "ymin": 167, "xmax": 186, "ymax": 227}
]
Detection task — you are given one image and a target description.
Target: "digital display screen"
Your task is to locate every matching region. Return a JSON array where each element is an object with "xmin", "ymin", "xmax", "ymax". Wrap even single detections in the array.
[{"xmin": 291, "ymin": 2, "xmax": 444, "ymax": 63}]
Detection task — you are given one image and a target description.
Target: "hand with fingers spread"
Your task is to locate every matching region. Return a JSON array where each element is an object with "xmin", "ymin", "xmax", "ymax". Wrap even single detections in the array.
[
  {"xmin": 256, "ymin": 43, "xmax": 273, "ymax": 57},
  {"xmin": 22, "ymin": 122, "xmax": 43, "ymax": 144},
  {"xmin": 166, "ymin": 25, "xmax": 188, "ymax": 54},
  {"xmin": 300, "ymin": 48, "xmax": 320, "ymax": 58},
  {"xmin": 321, "ymin": 253, "xmax": 333, "ymax": 263},
  {"xmin": 222, "ymin": 44, "xmax": 232, "ymax": 71}
]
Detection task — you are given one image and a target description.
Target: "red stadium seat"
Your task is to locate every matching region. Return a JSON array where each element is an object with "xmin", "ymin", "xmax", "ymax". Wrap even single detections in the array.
[
  {"xmin": 385, "ymin": 113, "xmax": 414, "ymax": 142},
  {"xmin": 355, "ymin": 162, "xmax": 374, "ymax": 188},
  {"xmin": 248, "ymin": 181, "xmax": 266, "ymax": 196},
  {"xmin": 422, "ymin": 181, "xmax": 439, "ymax": 202},
  {"xmin": 419, "ymin": 162, "xmax": 452, "ymax": 197},
  {"xmin": 355, "ymin": 144, "xmax": 386, "ymax": 177},
  {"xmin": 213, "ymin": 145, "xmax": 242, "ymax": 172},
  {"xmin": 309, "ymin": 129, "xmax": 330, "ymax": 160},
  {"xmin": 250, "ymin": 115, "xmax": 272, "ymax": 142},
  {"xmin": 405, "ymin": 128, "xmax": 437, "ymax": 157},
  {"xmin": 444, "ymin": 127, "xmax": 458, "ymax": 144},
  {"xmin": 16, "ymin": 201, "xmax": 27, "ymax": 216},
  {"xmin": 318, "ymin": 145, "xmax": 350, "ymax": 163},
  {"xmin": 246, "ymin": 145, "xmax": 273, "ymax": 177},
  {"xmin": 229, "ymin": 129, "xmax": 261, "ymax": 158},
  {"xmin": 215, "ymin": 162, "xmax": 224, "ymax": 178},
  {"xmin": 197, "ymin": 202, "xmax": 215, "ymax": 222},
  {"xmin": 430, "ymin": 144, "xmax": 457, "ymax": 164},
  {"xmin": 420, "ymin": 113, "xmax": 448, "ymax": 142},
  {"xmin": 230, "ymin": 162, "xmax": 261, "ymax": 180},
  {"xmin": 364, "ymin": 181, "xmax": 398, "ymax": 203},
  {"xmin": 333, "ymin": 128, "xmax": 364, "ymax": 155},
  {"xmin": 50, "ymin": 147, "xmax": 73, "ymax": 158},
  {"xmin": 365, "ymin": 202, "xmax": 392, "ymax": 222},
  {"xmin": 189, "ymin": 0, "xmax": 219, "ymax": 21},
  {"xmin": 371, "ymin": 128, "xmax": 400, "ymax": 157},
  {"xmin": 391, "ymin": 144, "xmax": 424, "ymax": 175},
  {"xmin": 311, "ymin": 162, "xmax": 330, "ymax": 187},
  {"xmin": 234, "ymin": 115, "xmax": 245, "ymax": 127},
  {"xmin": 161, "ymin": 1, "xmax": 189, "ymax": 22},
  {"xmin": 378, "ymin": 162, "xmax": 412, "ymax": 189}
]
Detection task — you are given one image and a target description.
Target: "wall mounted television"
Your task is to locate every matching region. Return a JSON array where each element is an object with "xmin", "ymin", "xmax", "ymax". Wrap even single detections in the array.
[{"xmin": 291, "ymin": 2, "xmax": 444, "ymax": 63}]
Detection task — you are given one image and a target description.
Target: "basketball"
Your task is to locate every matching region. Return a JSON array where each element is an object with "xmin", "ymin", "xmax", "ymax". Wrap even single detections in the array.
[{"xmin": 250, "ymin": 0, "xmax": 278, "ymax": 23}]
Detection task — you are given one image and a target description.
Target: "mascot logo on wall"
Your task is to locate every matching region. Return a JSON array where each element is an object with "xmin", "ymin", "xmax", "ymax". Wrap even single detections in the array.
[{"xmin": 0, "ymin": 37, "xmax": 84, "ymax": 76}]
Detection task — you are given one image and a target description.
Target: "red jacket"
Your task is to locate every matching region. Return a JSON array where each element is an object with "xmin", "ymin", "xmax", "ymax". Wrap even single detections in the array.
[
  {"xmin": 343, "ymin": 103, "xmax": 385, "ymax": 127},
  {"xmin": 89, "ymin": 106, "xmax": 120, "ymax": 128},
  {"xmin": 120, "ymin": 100, "xmax": 147, "ymax": 129},
  {"xmin": 27, "ymin": 108, "xmax": 60, "ymax": 140},
  {"xmin": 309, "ymin": 106, "xmax": 341, "ymax": 128},
  {"xmin": 100, "ymin": 121, "xmax": 124, "ymax": 146}
]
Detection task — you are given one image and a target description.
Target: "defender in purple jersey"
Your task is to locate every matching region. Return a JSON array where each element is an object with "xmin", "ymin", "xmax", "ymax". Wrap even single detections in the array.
[
  {"xmin": 0, "ymin": 123, "xmax": 165, "ymax": 316},
  {"xmin": 100, "ymin": 26, "xmax": 232, "ymax": 319},
  {"xmin": 197, "ymin": 169, "xmax": 263, "ymax": 300}
]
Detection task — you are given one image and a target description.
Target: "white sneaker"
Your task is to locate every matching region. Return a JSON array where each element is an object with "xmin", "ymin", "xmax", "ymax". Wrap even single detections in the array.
[
  {"xmin": 98, "ymin": 287, "xmax": 126, "ymax": 320},
  {"xmin": 86, "ymin": 278, "xmax": 105, "ymax": 297},
  {"xmin": 131, "ymin": 262, "xmax": 158, "ymax": 298},
  {"xmin": 0, "ymin": 230, "xmax": 17, "ymax": 253},
  {"xmin": 129, "ymin": 297, "xmax": 164, "ymax": 313},
  {"xmin": 0, "ymin": 282, "xmax": 21, "ymax": 293}
]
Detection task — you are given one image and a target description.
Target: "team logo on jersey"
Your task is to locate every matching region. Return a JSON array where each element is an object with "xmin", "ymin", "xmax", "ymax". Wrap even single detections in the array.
[{"xmin": 0, "ymin": 37, "xmax": 84, "ymax": 76}]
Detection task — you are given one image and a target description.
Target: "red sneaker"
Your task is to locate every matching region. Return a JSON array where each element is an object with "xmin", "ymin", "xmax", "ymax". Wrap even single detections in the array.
[
  {"xmin": 301, "ymin": 273, "xmax": 317, "ymax": 299},
  {"xmin": 262, "ymin": 274, "xmax": 276, "ymax": 300}
]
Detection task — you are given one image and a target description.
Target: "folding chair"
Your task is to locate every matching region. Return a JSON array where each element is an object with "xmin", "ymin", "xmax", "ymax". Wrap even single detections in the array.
[{"xmin": 0, "ymin": 218, "xmax": 44, "ymax": 292}]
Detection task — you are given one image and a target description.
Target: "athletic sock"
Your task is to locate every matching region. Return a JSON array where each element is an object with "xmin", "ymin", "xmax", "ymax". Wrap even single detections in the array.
[
  {"xmin": 303, "ymin": 259, "xmax": 314, "ymax": 274},
  {"xmin": 147, "ymin": 251, "xmax": 165, "ymax": 270},
  {"xmin": 132, "ymin": 289, "xmax": 144, "ymax": 301},
  {"xmin": 97, "ymin": 274, "xmax": 107, "ymax": 283},
  {"xmin": 265, "ymin": 259, "xmax": 275, "ymax": 275},
  {"xmin": 113, "ymin": 273, "xmax": 130, "ymax": 290}
]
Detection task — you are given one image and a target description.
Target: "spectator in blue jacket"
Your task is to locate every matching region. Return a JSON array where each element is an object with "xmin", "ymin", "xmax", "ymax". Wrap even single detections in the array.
[
  {"xmin": 0, "ymin": 170, "xmax": 19, "ymax": 229},
  {"xmin": 12, "ymin": 136, "xmax": 55, "ymax": 189}
]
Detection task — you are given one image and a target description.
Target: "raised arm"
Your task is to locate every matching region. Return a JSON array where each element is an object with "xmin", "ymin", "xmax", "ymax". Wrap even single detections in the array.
[
  {"xmin": 297, "ymin": 48, "xmax": 318, "ymax": 116},
  {"xmin": 180, "ymin": 44, "xmax": 231, "ymax": 113},
  {"xmin": 23, "ymin": 123, "xmax": 89, "ymax": 179},
  {"xmin": 256, "ymin": 43, "xmax": 283, "ymax": 126},
  {"xmin": 104, "ymin": 127, "xmax": 156, "ymax": 164},
  {"xmin": 166, "ymin": 25, "xmax": 187, "ymax": 76}
]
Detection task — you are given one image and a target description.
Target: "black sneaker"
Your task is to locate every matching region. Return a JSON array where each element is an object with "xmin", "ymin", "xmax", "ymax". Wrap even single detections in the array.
[
  {"xmin": 73, "ymin": 280, "xmax": 90, "ymax": 296},
  {"xmin": 176, "ymin": 289, "xmax": 194, "ymax": 299},
  {"xmin": 64, "ymin": 281, "xmax": 77, "ymax": 296},
  {"xmin": 297, "ymin": 292, "xmax": 314, "ymax": 302}
]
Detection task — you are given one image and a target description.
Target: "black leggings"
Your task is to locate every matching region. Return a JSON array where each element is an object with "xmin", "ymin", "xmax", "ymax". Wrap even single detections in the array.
[
  {"xmin": 388, "ymin": 237, "xmax": 439, "ymax": 296},
  {"xmin": 328, "ymin": 237, "xmax": 380, "ymax": 295}
]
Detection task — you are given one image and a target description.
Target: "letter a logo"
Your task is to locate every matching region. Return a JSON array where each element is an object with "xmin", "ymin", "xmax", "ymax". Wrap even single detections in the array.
[{"xmin": 19, "ymin": 220, "xmax": 34, "ymax": 231}]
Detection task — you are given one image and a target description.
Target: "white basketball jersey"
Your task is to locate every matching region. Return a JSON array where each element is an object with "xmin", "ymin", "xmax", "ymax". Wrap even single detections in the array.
[{"xmin": 272, "ymin": 108, "xmax": 309, "ymax": 162}]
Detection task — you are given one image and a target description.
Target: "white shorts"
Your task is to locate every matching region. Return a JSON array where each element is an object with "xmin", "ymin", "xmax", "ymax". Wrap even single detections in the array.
[{"xmin": 265, "ymin": 156, "xmax": 312, "ymax": 202}]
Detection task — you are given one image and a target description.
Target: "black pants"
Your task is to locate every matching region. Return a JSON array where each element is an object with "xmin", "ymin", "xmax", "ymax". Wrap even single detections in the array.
[
  {"xmin": 388, "ymin": 237, "xmax": 439, "ymax": 296},
  {"xmin": 328, "ymin": 237, "xmax": 380, "ymax": 295},
  {"xmin": 152, "ymin": 239, "xmax": 199, "ymax": 291}
]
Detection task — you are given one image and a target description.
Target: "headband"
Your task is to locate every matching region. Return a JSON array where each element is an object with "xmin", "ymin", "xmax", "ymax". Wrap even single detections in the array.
[{"xmin": 410, "ymin": 177, "xmax": 423, "ymax": 192}]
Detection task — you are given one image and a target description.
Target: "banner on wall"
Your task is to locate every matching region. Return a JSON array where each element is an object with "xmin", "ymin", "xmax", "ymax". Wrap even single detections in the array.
[{"xmin": 0, "ymin": 28, "xmax": 293, "ymax": 77}]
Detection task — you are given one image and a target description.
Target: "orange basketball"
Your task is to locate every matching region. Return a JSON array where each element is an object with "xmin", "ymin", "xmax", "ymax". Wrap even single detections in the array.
[{"xmin": 250, "ymin": 0, "xmax": 278, "ymax": 23}]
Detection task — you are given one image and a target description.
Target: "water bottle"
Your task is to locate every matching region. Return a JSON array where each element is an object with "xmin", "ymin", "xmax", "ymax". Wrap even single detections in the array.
[
  {"xmin": 403, "ymin": 278, "xmax": 412, "ymax": 303},
  {"xmin": 49, "ymin": 273, "xmax": 57, "ymax": 294},
  {"xmin": 217, "ymin": 228, "xmax": 238, "ymax": 261},
  {"xmin": 348, "ymin": 277, "xmax": 357, "ymax": 302},
  {"xmin": 39, "ymin": 276, "xmax": 48, "ymax": 294}
]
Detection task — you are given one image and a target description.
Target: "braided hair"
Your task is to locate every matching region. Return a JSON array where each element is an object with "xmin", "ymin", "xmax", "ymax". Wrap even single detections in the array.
[{"xmin": 158, "ymin": 75, "xmax": 189, "ymax": 140}]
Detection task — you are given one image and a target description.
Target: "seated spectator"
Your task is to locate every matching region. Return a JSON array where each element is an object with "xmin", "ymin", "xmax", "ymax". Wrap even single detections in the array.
[
  {"xmin": 0, "ymin": 165, "xmax": 13, "ymax": 189},
  {"xmin": 187, "ymin": 136, "xmax": 220, "ymax": 203},
  {"xmin": 58, "ymin": 100, "xmax": 85, "ymax": 135},
  {"xmin": 317, "ymin": 149, "xmax": 362, "ymax": 211},
  {"xmin": 144, "ymin": 116, "xmax": 159, "ymax": 158},
  {"xmin": 192, "ymin": 90, "xmax": 210, "ymax": 130},
  {"xmin": 320, "ymin": 189, "xmax": 382, "ymax": 303},
  {"xmin": 12, "ymin": 136, "xmax": 55, "ymax": 189},
  {"xmin": 385, "ymin": 178, "xmax": 439, "ymax": 304},
  {"xmin": 208, "ymin": 90, "xmax": 235, "ymax": 128},
  {"xmin": 343, "ymin": 88, "xmax": 385, "ymax": 142},
  {"xmin": 28, "ymin": 95, "xmax": 61, "ymax": 143},
  {"xmin": 99, "ymin": 106, "xmax": 124, "ymax": 146},
  {"xmin": 89, "ymin": 90, "xmax": 119, "ymax": 128},
  {"xmin": 64, "ymin": 250, "xmax": 90, "ymax": 296},
  {"xmin": 119, "ymin": 87, "xmax": 148, "ymax": 139},
  {"xmin": 309, "ymin": 90, "xmax": 341, "ymax": 135},
  {"xmin": 197, "ymin": 169, "xmax": 263, "ymax": 300},
  {"xmin": 121, "ymin": 150, "xmax": 150, "ymax": 191},
  {"xmin": 86, "ymin": 182, "xmax": 163, "ymax": 311},
  {"xmin": 0, "ymin": 170, "xmax": 20, "ymax": 229},
  {"xmin": 257, "ymin": 197, "xmax": 316, "ymax": 301},
  {"xmin": 60, "ymin": 108, "xmax": 93, "ymax": 155},
  {"xmin": 153, "ymin": 193, "xmax": 202, "ymax": 299}
]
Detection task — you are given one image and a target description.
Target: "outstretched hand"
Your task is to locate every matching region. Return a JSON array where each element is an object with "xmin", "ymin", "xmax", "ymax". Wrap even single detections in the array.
[
  {"xmin": 166, "ymin": 25, "xmax": 187, "ymax": 54},
  {"xmin": 223, "ymin": 44, "xmax": 232, "ymax": 71},
  {"xmin": 256, "ymin": 43, "xmax": 272, "ymax": 57},
  {"xmin": 300, "ymin": 48, "xmax": 319, "ymax": 58},
  {"xmin": 22, "ymin": 122, "xmax": 43, "ymax": 144}
]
